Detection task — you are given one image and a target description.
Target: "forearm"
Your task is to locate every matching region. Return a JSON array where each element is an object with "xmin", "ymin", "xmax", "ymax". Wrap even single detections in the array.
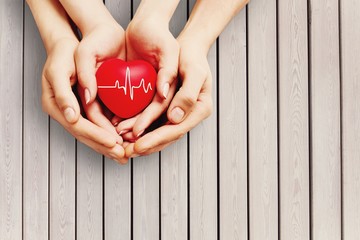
[
  {"xmin": 179, "ymin": 0, "xmax": 249, "ymax": 52},
  {"xmin": 59, "ymin": 0, "xmax": 118, "ymax": 35},
  {"xmin": 133, "ymin": 0, "xmax": 180, "ymax": 23},
  {"xmin": 27, "ymin": 0, "xmax": 77, "ymax": 53}
]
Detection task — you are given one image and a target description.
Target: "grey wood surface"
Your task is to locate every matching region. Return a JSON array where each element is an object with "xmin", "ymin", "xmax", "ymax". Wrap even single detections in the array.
[
  {"xmin": 248, "ymin": 0, "xmax": 278, "ymax": 239},
  {"xmin": 0, "ymin": 0, "xmax": 23, "ymax": 239},
  {"xmin": 219, "ymin": 8, "xmax": 248, "ymax": 240},
  {"xmin": 278, "ymin": 0, "xmax": 310, "ymax": 239},
  {"xmin": 1, "ymin": 0, "xmax": 360, "ymax": 239},
  {"xmin": 341, "ymin": 0, "xmax": 360, "ymax": 239},
  {"xmin": 23, "ymin": 4, "xmax": 48, "ymax": 240},
  {"xmin": 310, "ymin": 0, "xmax": 342, "ymax": 239}
]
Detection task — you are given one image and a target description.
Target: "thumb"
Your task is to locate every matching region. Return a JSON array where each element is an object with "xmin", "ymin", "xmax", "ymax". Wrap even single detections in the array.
[
  {"xmin": 50, "ymin": 74, "xmax": 81, "ymax": 124},
  {"xmin": 167, "ymin": 67, "xmax": 207, "ymax": 124},
  {"xmin": 75, "ymin": 45, "xmax": 98, "ymax": 105},
  {"xmin": 156, "ymin": 43, "xmax": 179, "ymax": 99}
]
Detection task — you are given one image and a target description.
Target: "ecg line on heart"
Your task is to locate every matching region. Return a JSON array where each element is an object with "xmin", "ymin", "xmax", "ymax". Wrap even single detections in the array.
[{"xmin": 97, "ymin": 67, "xmax": 153, "ymax": 100}]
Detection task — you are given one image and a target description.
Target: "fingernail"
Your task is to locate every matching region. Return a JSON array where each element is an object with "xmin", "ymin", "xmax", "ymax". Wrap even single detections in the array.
[
  {"xmin": 119, "ymin": 129, "xmax": 129, "ymax": 136},
  {"xmin": 113, "ymin": 121, "xmax": 119, "ymax": 126},
  {"xmin": 131, "ymin": 154, "xmax": 140, "ymax": 158},
  {"xmin": 162, "ymin": 83, "xmax": 169, "ymax": 99},
  {"xmin": 84, "ymin": 88, "xmax": 91, "ymax": 104},
  {"xmin": 64, "ymin": 107, "xmax": 76, "ymax": 123},
  {"xmin": 170, "ymin": 107, "xmax": 185, "ymax": 123},
  {"xmin": 136, "ymin": 130, "xmax": 144, "ymax": 138}
]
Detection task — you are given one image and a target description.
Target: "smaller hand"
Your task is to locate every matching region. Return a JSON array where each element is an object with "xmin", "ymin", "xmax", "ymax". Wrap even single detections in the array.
[
  {"xmin": 113, "ymin": 16, "xmax": 179, "ymax": 138},
  {"xmin": 123, "ymin": 39, "xmax": 213, "ymax": 157},
  {"xmin": 42, "ymin": 37, "xmax": 126, "ymax": 163}
]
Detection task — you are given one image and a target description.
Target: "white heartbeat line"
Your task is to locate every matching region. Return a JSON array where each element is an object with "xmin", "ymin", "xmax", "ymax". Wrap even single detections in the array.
[{"xmin": 98, "ymin": 67, "xmax": 153, "ymax": 100}]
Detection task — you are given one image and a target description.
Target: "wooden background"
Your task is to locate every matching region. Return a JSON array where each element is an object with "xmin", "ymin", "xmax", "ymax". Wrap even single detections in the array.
[{"xmin": 1, "ymin": 0, "xmax": 360, "ymax": 239}]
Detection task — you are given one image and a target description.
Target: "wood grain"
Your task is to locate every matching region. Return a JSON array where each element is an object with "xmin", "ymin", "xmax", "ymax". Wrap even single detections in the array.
[
  {"xmin": 310, "ymin": 0, "xmax": 341, "ymax": 239},
  {"xmin": 0, "ymin": 0, "xmax": 23, "ymax": 239},
  {"xmin": 133, "ymin": 155, "xmax": 160, "ymax": 240},
  {"xmin": 104, "ymin": 1, "xmax": 132, "ymax": 239},
  {"xmin": 219, "ymin": 8, "xmax": 248, "ymax": 240},
  {"xmin": 340, "ymin": 0, "xmax": 360, "ymax": 238},
  {"xmin": 248, "ymin": 0, "xmax": 278, "ymax": 239},
  {"xmin": 23, "ymin": 4, "xmax": 49, "ymax": 240},
  {"xmin": 160, "ymin": 0, "xmax": 188, "ymax": 239},
  {"xmin": 50, "ymin": 120, "xmax": 76, "ymax": 240},
  {"xmin": 76, "ymin": 143, "xmax": 103, "ymax": 240},
  {"xmin": 278, "ymin": 0, "xmax": 310, "ymax": 239},
  {"xmin": 189, "ymin": 43, "xmax": 218, "ymax": 240},
  {"xmin": 187, "ymin": 1, "xmax": 218, "ymax": 239}
]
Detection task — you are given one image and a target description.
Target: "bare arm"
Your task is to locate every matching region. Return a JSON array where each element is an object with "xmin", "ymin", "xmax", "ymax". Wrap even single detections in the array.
[{"xmin": 179, "ymin": 0, "xmax": 249, "ymax": 51}]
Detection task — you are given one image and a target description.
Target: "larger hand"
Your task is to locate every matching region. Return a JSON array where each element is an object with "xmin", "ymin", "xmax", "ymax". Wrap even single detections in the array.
[
  {"xmin": 42, "ymin": 38, "xmax": 126, "ymax": 162},
  {"xmin": 113, "ymin": 7, "xmax": 180, "ymax": 141}
]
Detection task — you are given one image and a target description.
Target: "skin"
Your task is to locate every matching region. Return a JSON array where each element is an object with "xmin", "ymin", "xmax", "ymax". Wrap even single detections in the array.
[
  {"xmin": 119, "ymin": 0, "xmax": 250, "ymax": 158},
  {"xmin": 27, "ymin": 0, "xmax": 250, "ymax": 162},
  {"xmin": 26, "ymin": 0, "xmax": 127, "ymax": 163}
]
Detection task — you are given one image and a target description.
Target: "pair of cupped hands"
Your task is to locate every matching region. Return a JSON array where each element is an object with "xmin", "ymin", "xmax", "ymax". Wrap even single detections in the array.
[{"xmin": 42, "ymin": 12, "xmax": 213, "ymax": 164}]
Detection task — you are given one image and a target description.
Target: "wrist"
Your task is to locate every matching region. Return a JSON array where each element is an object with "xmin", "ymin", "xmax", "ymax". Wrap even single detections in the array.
[
  {"xmin": 59, "ymin": 0, "xmax": 119, "ymax": 35},
  {"xmin": 46, "ymin": 36, "xmax": 79, "ymax": 54},
  {"xmin": 133, "ymin": 0, "xmax": 180, "ymax": 24},
  {"xmin": 177, "ymin": 29, "xmax": 212, "ymax": 55}
]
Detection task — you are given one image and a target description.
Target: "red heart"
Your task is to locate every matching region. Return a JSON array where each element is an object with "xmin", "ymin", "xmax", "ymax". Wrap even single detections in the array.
[{"xmin": 96, "ymin": 59, "xmax": 157, "ymax": 118}]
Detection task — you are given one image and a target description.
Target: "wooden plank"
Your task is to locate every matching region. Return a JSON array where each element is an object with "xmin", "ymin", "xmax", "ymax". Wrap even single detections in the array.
[
  {"xmin": 189, "ymin": 43, "xmax": 218, "ymax": 240},
  {"xmin": 278, "ymin": 0, "xmax": 310, "ymax": 239},
  {"xmin": 187, "ymin": 1, "xmax": 218, "ymax": 239},
  {"xmin": 23, "ymin": 4, "xmax": 49, "ymax": 240},
  {"xmin": 76, "ymin": 143, "xmax": 103, "ymax": 240},
  {"xmin": 341, "ymin": 0, "xmax": 360, "ymax": 238},
  {"xmin": 310, "ymin": 0, "xmax": 341, "ymax": 239},
  {"xmin": 247, "ymin": 0, "xmax": 278, "ymax": 239},
  {"xmin": 218, "ymin": 8, "xmax": 248, "ymax": 240},
  {"xmin": 160, "ymin": 0, "xmax": 188, "ymax": 239},
  {"xmin": 49, "ymin": 120, "xmax": 76, "ymax": 240},
  {"xmin": 104, "ymin": 0, "xmax": 131, "ymax": 239},
  {"xmin": 131, "ymin": 1, "xmax": 160, "ymax": 239},
  {"xmin": 0, "ymin": 0, "xmax": 23, "ymax": 239},
  {"xmin": 133, "ymin": 155, "xmax": 160, "ymax": 239}
]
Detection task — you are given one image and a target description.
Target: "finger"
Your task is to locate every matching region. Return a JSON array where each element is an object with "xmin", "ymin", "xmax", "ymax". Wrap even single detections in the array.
[
  {"xmin": 125, "ymin": 140, "xmax": 173, "ymax": 158},
  {"xmin": 79, "ymin": 137, "xmax": 125, "ymax": 163},
  {"xmin": 167, "ymin": 69, "xmax": 208, "ymax": 124},
  {"xmin": 111, "ymin": 115, "xmax": 122, "ymax": 126},
  {"xmin": 124, "ymin": 143, "xmax": 139, "ymax": 158},
  {"xmin": 75, "ymin": 43, "xmax": 98, "ymax": 105},
  {"xmin": 116, "ymin": 116, "xmax": 138, "ymax": 134},
  {"xmin": 42, "ymin": 90, "xmax": 118, "ymax": 148},
  {"xmin": 122, "ymin": 141, "xmax": 131, "ymax": 148},
  {"xmin": 131, "ymin": 79, "xmax": 177, "ymax": 136},
  {"xmin": 43, "ymin": 64, "xmax": 80, "ymax": 124},
  {"xmin": 136, "ymin": 99, "xmax": 211, "ymax": 154},
  {"xmin": 157, "ymin": 41, "xmax": 179, "ymax": 99},
  {"xmin": 122, "ymin": 131, "xmax": 136, "ymax": 142},
  {"xmin": 77, "ymin": 85, "xmax": 123, "ymax": 144}
]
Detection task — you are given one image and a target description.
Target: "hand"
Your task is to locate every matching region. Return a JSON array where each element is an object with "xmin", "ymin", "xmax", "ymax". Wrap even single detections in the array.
[
  {"xmin": 113, "ymin": 15, "xmax": 179, "ymax": 139},
  {"xmin": 123, "ymin": 39, "xmax": 213, "ymax": 157},
  {"xmin": 74, "ymin": 22, "xmax": 130, "ymax": 154},
  {"xmin": 75, "ymin": 22, "xmax": 126, "ymax": 105},
  {"xmin": 42, "ymin": 37, "xmax": 126, "ymax": 163}
]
